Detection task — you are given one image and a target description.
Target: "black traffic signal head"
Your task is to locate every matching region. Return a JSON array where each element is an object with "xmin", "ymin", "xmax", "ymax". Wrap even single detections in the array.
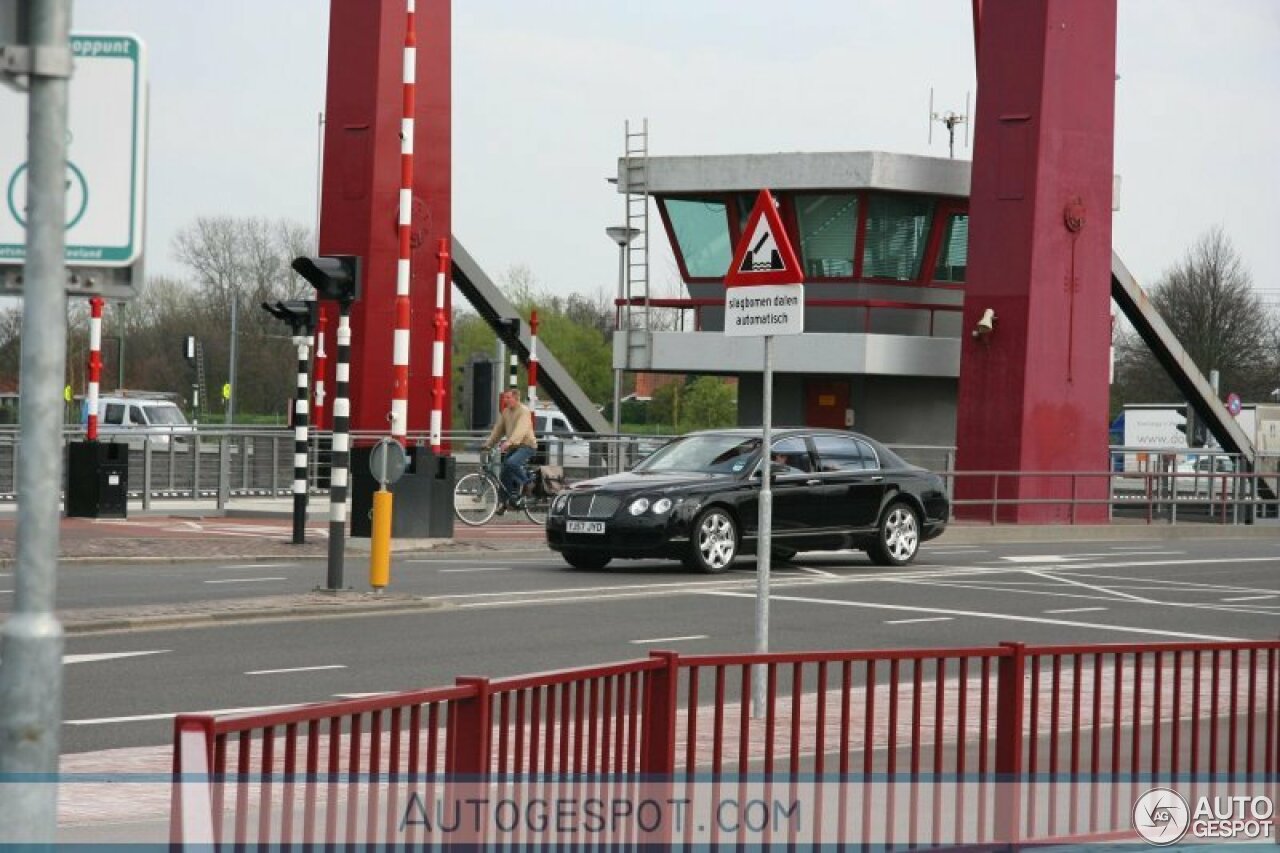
[
  {"xmin": 291, "ymin": 254, "xmax": 361, "ymax": 304},
  {"xmin": 261, "ymin": 299, "xmax": 317, "ymax": 335},
  {"xmin": 498, "ymin": 317, "xmax": 521, "ymax": 344},
  {"xmin": 1175, "ymin": 403, "xmax": 1208, "ymax": 448}
]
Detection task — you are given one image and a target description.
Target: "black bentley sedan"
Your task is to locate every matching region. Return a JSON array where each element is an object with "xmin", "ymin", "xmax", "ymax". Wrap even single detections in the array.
[{"xmin": 546, "ymin": 428, "xmax": 948, "ymax": 572}]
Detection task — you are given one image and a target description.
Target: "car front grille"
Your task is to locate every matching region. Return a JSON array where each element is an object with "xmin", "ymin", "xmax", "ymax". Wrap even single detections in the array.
[{"xmin": 567, "ymin": 494, "xmax": 621, "ymax": 519}]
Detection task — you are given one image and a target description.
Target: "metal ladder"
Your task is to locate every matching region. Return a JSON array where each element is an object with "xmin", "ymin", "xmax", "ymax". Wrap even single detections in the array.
[
  {"xmin": 194, "ymin": 340, "xmax": 209, "ymax": 421},
  {"xmin": 622, "ymin": 119, "xmax": 650, "ymax": 366}
]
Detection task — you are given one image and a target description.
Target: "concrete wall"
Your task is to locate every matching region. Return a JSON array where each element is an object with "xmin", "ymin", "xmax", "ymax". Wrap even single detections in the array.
[{"xmin": 737, "ymin": 373, "xmax": 957, "ymax": 448}]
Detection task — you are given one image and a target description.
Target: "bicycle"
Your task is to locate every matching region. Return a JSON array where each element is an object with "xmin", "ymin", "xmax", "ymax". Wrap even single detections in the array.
[{"xmin": 453, "ymin": 448, "xmax": 551, "ymax": 526}]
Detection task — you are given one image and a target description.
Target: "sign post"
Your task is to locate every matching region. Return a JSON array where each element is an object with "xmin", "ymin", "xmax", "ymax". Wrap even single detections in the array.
[{"xmin": 724, "ymin": 189, "xmax": 804, "ymax": 717}]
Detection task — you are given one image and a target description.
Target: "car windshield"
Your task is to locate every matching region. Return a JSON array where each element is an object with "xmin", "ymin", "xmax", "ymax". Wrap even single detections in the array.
[
  {"xmin": 145, "ymin": 406, "xmax": 188, "ymax": 426},
  {"xmin": 633, "ymin": 434, "xmax": 762, "ymax": 474}
]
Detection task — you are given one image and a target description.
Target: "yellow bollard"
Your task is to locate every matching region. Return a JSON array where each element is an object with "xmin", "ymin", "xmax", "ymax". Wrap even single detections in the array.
[{"xmin": 370, "ymin": 488, "xmax": 392, "ymax": 590}]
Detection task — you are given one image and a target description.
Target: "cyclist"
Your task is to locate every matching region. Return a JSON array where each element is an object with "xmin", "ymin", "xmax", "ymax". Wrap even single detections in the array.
[{"xmin": 480, "ymin": 389, "xmax": 539, "ymax": 510}]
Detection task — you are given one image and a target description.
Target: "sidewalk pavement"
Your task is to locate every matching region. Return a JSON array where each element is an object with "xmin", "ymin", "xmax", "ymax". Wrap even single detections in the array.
[{"xmin": 1, "ymin": 498, "xmax": 1275, "ymax": 635}]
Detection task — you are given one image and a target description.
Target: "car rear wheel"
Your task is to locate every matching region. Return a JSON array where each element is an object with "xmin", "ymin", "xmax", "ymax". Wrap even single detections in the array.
[
  {"xmin": 562, "ymin": 549, "xmax": 611, "ymax": 571},
  {"xmin": 684, "ymin": 508, "xmax": 738, "ymax": 573},
  {"xmin": 868, "ymin": 501, "xmax": 920, "ymax": 566}
]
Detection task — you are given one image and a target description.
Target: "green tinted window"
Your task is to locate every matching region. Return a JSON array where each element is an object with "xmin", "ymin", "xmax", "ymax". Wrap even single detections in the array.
[
  {"xmin": 796, "ymin": 194, "xmax": 857, "ymax": 278},
  {"xmin": 933, "ymin": 213, "xmax": 968, "ymax": 282},
  {"xmin": 861, "ymin": 195, "xmax": 934, "ymax": 280},
  {"xmin": 664, "ymin": 199, "xmax": 731, "ymax": 278}
]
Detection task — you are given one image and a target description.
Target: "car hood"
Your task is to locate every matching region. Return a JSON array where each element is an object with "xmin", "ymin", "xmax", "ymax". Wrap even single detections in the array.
[{"xmin": 569, "ymin": 470, "xmax": 732, "ymax": 495}]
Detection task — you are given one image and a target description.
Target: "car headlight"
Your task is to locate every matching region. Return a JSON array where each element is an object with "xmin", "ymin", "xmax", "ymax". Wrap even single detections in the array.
[
  {"xmin": 652, "ymin": 498, "xmax": 673, "ymax": 515},
  {"xmin": 628, "ymin": 497, "xmax": 650, "ymax": 516},
  {"xmin": 552, "ymin": 494, "xmax": 569, "ymax": 513}
]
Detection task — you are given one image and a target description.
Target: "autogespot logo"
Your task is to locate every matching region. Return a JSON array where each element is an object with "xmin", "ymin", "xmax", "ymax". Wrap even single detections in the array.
[{"xmin": 1134, "ymin": 788, "xmax": 1190, "ymax": 846}]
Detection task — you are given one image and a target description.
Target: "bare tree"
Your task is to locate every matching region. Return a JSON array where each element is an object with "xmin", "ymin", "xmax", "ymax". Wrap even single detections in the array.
[{"xmin": 1113, "ymin": 227, "xmax": 1275, "ymax": 406}]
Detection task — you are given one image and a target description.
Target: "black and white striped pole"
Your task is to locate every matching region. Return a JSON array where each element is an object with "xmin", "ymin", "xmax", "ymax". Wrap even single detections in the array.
[
  {"xmin": 261, "ymin": 300, "xmax": 318, "ymax": 545},
  {"xmin": 290, "ymin": 330, "xmax": 311, "ymax": 544},
  {"xmin": 290, "ymin": 255, "xmax": 361, "ymax": 591},
  {"xmin": 327, "ymin": 302, "xmax": 353, "ymax": 588}
]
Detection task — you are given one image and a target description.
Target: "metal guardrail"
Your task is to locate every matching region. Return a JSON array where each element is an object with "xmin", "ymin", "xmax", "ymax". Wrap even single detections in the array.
[
  {"xmin": 4, "ymin": 428, "xmax": 1275, "ymax": 525},
  {"xmin": 172, "ymin": 639, "xmax": 1280, "ymax": 847}
]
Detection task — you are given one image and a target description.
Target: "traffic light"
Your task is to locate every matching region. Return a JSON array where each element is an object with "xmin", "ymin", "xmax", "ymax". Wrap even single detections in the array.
[
  {"xmin": 261, "ymin": 300, "xmax": 317, "ymax": 336},
  {"xmin": 497, "ymin": 317, "xmax": 521, "ymax": 345},
  {"xmin": 291, "ymin": 255, "xmax": 361, "ymax": 304},
  {"xmin": 1175, "ymin": 404, "xmax": 1208, "ymax": 448}
]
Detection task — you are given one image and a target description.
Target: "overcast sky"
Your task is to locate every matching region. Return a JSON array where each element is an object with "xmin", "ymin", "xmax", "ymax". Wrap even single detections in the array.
[{"xmin": 67, "ymin": 0, "xmax": 1279, "ymax": 305}]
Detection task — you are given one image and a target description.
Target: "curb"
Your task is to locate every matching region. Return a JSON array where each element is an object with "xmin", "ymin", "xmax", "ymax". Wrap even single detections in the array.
[
  {"xmin": 62, "ymin": 597, "xmax": 454, "ymax": 635},
  {"xmin": 941, "ymin": 523, "xmax": 1280, "ymax": 545}
]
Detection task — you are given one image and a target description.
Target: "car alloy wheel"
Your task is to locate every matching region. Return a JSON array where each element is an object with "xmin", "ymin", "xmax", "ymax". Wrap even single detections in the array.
[
  {"xmin": 869, "ymin": 501, "xmax": 920, "ymax": 566},
  {"xmin": 688, "ymin": 508, "xmax": 737, "ymax": 573}
]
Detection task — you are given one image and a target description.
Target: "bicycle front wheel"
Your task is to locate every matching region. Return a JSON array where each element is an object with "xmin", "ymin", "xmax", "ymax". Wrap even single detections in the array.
[
  {"xmin": 522, "ymin": 492, "xmax": 551, "ymax": 526},
  {"xmin": 454, "ymin": 472, "xmax": 499, "ymax": 526}
]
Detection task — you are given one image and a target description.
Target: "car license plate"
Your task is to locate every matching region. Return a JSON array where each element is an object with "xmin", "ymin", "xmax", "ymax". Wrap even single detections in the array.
[{"xmin": 566, "ymin": 521, "xmax": 605, "ymax": 535}]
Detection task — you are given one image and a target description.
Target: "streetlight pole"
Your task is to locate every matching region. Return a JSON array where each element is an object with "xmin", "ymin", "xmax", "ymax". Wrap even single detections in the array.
[
  {"xmin": 605, "ymin": 226, "xmax": 640, "ymax": 435},
  {"xmin": 226, "ymin": 295, "xmax": 238, "ymax": 425}
]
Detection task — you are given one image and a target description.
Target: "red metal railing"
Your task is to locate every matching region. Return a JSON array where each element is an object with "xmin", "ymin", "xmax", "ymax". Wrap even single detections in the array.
[{"xmin": 172, "ymin": 640, "xmax": 1280, "ymax": 847}]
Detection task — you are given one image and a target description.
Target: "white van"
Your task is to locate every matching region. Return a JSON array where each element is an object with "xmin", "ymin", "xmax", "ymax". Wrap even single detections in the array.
[
  {"xmin": 94, "ymin": 394, "xmax": 195, "ymax": 449},
  {"xmin": 533, "ymin": 407, "xmax": 590, "ymax": 468}
]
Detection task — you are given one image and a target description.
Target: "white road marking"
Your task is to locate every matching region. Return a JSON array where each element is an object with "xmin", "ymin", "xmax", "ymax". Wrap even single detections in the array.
[
  {"xmin": 63, "ymin": 650, "xmax": 170, "ymax": 665},
  {"xmin": 216, "ymin": 563, "xmax": 299, "ymax": 570},
  {"xmin": 1022, "ymin": 569, "xmax": 1154, "ymax": 603},
  {"xmin": 884, "ymin": 617, "xmax": 953, "ymax": 625},
  {"xmin": 246, "ymin": 664, "xmax": 347, "ymax": 676},
  {"xmin": 698, "ymin": 591, "xmax": 1237, "ymax": 642},
  {"xmin": 795, "ymin": 567, "xmax": 837, "ymax": 578},
  {"xmin": 438, "ymin": 567, "xmax": 513, "ymax": 573},
  {"xmin": 66, "ymin": 703, "xmax": 303, "ymax": 726},
  {"xmin": 629, "ymin": 634, "xmax": 709, "ymax": 645},
  {"xmin": 926, "ymin": 549, "xmax": 990, "ymax": 555},
  {"xmin": 1000, "ymin": 555, "xmax": 1088, "ymax": 564},
  {"xmin": 334, "ymin": 692, "xmax": 391, "ymax": 699},
  {"xmin": 204, "ymin": 577, "xmax": 287, "ymax": 584},
  {"xmin": 1221, "ymin": 595, "xmax": 1278, "ymax": 603},
  {"xmin": 1095, "ymin": 550, "xmax": 1183, "ymax": 556},
  {"xmin": 1044, "ymin": 607, "xmax": 1109, "ymax": 614},
  {"xmin": 0, "ymin": 589, "xmax": 10, "ymax": 594}
]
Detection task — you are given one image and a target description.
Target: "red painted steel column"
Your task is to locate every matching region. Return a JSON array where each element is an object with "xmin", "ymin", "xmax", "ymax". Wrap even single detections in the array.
[
  {"xmin": 316, "ymin": 0, "xmax": 450, "ymax": 438},
  {"xmin": 85, "ymin": 297, "xmax": 103, "ymax": 441},
  {"xmin": 956, "ymin": 0, "xmax": 1116, "ymax": 522}
]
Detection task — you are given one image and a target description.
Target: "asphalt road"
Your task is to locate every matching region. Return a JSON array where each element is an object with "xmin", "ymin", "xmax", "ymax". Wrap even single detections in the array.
[{"xmin": 51, "ymin": 535, "xmax": 1280, "ymax": 754}]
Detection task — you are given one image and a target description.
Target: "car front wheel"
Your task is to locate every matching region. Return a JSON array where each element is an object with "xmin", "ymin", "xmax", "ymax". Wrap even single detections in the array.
[
  {"xmin": 684, "ymin": 508, "xmax": 738, "ymax": 573},
  {"xmin": 868, "ymin": 501, "xmax": 920, "ymax": 566}
]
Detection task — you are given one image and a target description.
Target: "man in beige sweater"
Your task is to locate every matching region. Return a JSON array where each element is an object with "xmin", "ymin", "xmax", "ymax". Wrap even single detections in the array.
[{"xmin": 481, "ymin": 390, "xmax": 539, "ymax": 508}]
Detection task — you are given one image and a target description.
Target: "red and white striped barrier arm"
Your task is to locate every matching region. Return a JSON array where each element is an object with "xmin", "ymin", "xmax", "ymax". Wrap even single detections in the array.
[
  {"xmin": 312, "ymin": 311, "xmax": 328, "ymax": 431},
  {"xmin": 389, "ymin": 0, "xmax": 417, "ymax": 445},
  {"xmin": 430, "ymin": 237, "xmax": 448, "ymax": 448},
  {"xmin": 528, "ymin": 309, "xmax": 539, "ymax": 410},
  {"xmin": 87, "ymin": 296, "xmax": 103, "ymax": 441}
]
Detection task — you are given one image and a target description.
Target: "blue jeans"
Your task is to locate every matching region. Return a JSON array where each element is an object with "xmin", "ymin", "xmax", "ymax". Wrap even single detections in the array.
[{"xmin": 500, "ymin": 446, "xmax": 534, "ymax": 502}]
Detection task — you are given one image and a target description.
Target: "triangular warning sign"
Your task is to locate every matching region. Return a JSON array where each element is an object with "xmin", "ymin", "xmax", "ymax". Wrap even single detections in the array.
[{"xmin": 725, "ymin": 189, "xmax": 804, "ymax": 287}]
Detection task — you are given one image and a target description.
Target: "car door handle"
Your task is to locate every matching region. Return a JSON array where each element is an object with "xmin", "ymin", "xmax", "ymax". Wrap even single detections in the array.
[
  {"xmin": 870, "ymin": 476, "xmax": 884, "ymax": 482},
  {"xmin": 806, "ymin": 479, "xmax": 822, "ymax": 486}
]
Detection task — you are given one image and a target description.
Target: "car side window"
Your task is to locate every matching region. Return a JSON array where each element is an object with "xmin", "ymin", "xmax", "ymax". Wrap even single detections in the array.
[
  {"xmin": 769, "ymin": 437, "xmax": 812, "ymax": 473},
  {"xmin": 812, "ymin": 435, "xmax": 867, "ymax": 472},
  {"xmin": 129, "ymin": 405, "xmax": 147, "ymax": 425},
  {"xmin": 103, "ymin": 404, "xmax": 124, "ymax": 425},
  {"xmin": 854, "ymin": 439, "xmax": 880, "ymax": 470}
]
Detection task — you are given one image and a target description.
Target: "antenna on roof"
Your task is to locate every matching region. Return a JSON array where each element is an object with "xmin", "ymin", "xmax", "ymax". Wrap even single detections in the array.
[{"xmin": 928, "ymin": 87, "xmax": 970, "ymax": 159}]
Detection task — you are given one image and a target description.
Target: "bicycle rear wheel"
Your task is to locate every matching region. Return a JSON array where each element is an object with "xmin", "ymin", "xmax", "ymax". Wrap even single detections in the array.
[
  {"xmin": 522, "ymin": 491, "xmax": 550, "ymax": 525},
  {"xmin": 454, "ymin": 472, "xmax": 499, "ymax": 526}
]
